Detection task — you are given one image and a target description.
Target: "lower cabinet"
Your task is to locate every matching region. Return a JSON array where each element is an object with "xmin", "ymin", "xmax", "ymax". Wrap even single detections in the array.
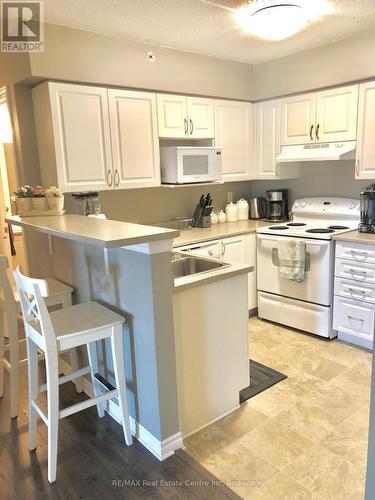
[{"xmin": 333, "ymin": 241, "xmax": 375, "ymax": 350}]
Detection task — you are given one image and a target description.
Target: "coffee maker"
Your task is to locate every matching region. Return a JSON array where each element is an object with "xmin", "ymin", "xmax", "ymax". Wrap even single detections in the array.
[
  {"xmin": 359, "ymin": 184, "xmax": 375, "ymax": 233},
  {"xmin": 265, "ymin": 189, "xmax": 288, "ymax": 222}
]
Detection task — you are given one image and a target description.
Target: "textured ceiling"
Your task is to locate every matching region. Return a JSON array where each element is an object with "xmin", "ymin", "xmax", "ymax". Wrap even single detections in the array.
[{"xmin": 43, "ymin": 0, "xmax": 375, "ymax": 64}]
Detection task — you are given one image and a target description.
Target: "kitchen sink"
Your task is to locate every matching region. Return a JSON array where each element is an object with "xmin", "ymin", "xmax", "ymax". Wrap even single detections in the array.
[{"xmin": 171, "ymin": 253, "xmax": 230, "ymax": 279}]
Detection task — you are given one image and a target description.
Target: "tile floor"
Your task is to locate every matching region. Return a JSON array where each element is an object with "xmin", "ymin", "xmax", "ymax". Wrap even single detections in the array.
[{"xmin": 184, "ymin": 317, "xmax": 372, "ymax": 499}]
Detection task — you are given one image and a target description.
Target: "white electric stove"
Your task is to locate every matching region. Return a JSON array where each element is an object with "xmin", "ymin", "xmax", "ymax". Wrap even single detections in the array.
[{"xmin": 256, "ymin": 198, "xmax": 360, "ymax": 338}]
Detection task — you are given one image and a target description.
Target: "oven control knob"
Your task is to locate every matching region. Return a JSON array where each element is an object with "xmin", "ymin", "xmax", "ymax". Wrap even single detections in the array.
[
  {"xmin": 301, "ymin": 201, "xmax": 306, "ymax": 208},
  {"xmin": 294, "ymin": 201, "xmax": 300, "ymax": 208},
  {"xmin": 348, "ymin": 201, "xmax": 355, "ymax": 209}
]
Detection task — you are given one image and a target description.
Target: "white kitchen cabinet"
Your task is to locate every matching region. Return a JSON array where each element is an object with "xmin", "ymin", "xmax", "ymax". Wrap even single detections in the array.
[
  {"xmin": 356, "ymin": 81, "xmax": 375, "ymax": 179},
  {"xmin": 333, "ymin": 240, "xmax": 374, "ymax": 349},
  {"xmin": 157, "ymin": 94, "xmax": 214, "ymax": 139},
  {"xmin": 33, "ymin": 82, "xmax": 113, "ymax": 192},
  {"xmin": 108, "ymin": 89, "xmax": 160, "ymax": 189},
  {"xmin": 33, "ymin": 82, "xmax": 161, "ymax": 192},
  {"xmin": 281, "ymin": 93, "xmax": 316, "ymax": 145},
  {"xmin": 281, "ymin": 84, "xmax": 358, "ymax": 146},
  {"xmin": 315, "ymin": 85, "xmax": 358, "ymax": 143},
  {"xmin": 214, "ymin": 100, "xmax": 253, "ymax": 182},
  {"xmin": 254, "ymin": 100, "xmax": 299, "ymax": 180},
  {"xmin": 221, "ymin": 234, "xmax": 257, "ymax": 310}
]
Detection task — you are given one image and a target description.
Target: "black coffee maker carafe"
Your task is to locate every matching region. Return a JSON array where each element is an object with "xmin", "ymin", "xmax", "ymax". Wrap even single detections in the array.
[{"xmin": 359, "ymin": 184, "xmax": 375, "ymax": 233}]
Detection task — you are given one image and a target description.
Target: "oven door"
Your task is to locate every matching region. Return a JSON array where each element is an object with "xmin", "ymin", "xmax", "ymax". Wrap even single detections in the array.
[
  {"xmin": 177, "ymin": 149, "xmax": 215, "ymax": 183},
  {"xmin": 257, "ymin": 234, "xmax": 334, "ymax": 306}
]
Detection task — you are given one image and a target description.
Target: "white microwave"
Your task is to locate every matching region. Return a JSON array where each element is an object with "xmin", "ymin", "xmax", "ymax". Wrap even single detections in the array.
[{"xmin": 160, "ymin": 147, "xmax": 222, "ymax": 184}]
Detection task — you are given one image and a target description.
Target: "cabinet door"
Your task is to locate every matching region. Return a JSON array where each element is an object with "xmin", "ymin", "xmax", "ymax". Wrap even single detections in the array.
[
  {"xmin": 47, "ymin": 83, "xmax": 113, "ymax": 192},
  {"xmin": 214, "ymin": 100, "xmax": 253, "ymax": 182},
  {"xmin": 156, "ymin": 94, "xmax": 187, "ymax": 138},
  {"xmin": 221, "ymin": 235, "xmax": 255, "ymax": 310},
  {"xmin": 356, "ymin": 81, "xmax": 375, "ymax": 179},
  {"xmin": 108, "ymin": 89, "xmax": 160, "ymax": 189},
  {"xmin": 255, "ymin": 100, "xmax": 280, "ymax": 179},
  {"xmin": 281, "ymin": 93, "xmax": 316, "ymax": 145},
  {"xmin": 316, "ymin": 85, "xmax": 358, "ymax": 143},
  {"xmin": 187, "ymin": 97, "xmax": 214, "ymax": 138}
]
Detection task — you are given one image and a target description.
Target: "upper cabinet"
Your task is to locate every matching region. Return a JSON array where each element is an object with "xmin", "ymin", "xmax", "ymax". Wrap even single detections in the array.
[
  {"xmin": 108, "ymin": 89, "xmax": 160, "ymax": 189},
  {"xmin": 33, "ymin": 82, "xmax": 113, "ymax": 192},
  {"xmin": 254, "ymin": 99, "xmax": 299, "ymax": 180},
  {"xmin": 281, "ymin": 84, "xmax": 358, "ymax": 145},
  {"xmin": 157, "ymin": 94, "xmax": 214, "ymax": 139},
  {"xmin": 356, "ymin": 81, "xmax": 375, "ymax": 179},
  {"xmin": 281, "ymin": 93, "xmax": 316, "ymax": 146},
  {"xmin": 32, "ymin": 82, "xmax": 160, "ymax": 192},
  {"xmin": 214, "ymin": 100, "xmax": 253, "ymax": 182},
  {"xmin": 315, "ymin": 85, "xmax": 358, "ymax": 143}
]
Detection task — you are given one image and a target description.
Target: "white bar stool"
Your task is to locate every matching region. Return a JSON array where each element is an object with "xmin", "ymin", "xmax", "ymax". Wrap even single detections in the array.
[
  {"xmin": 14, "ymin": 265, "xmax": 133, "ymax": 483},
  {"xmin": 0, "ymin": 255, "xmax": 82, "ymax": 418}
]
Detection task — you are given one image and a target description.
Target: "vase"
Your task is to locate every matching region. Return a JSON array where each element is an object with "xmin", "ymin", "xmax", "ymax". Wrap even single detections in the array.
[
  {"xmin": 47, "ymin": 196, "xmax": 64, "ymax": 211},
  {"xmin": 15, "ymin": 197, "xmax": 32, "ymax": 213},
  {"xmin": 32, "ymin": 197, "xmax": 48, "ymax": 211}
]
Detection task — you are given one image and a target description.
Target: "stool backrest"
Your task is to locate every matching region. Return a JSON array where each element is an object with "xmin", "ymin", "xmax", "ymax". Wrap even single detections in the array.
[
  {"xmin": 0, "ymin": 255, "xmax": 17, "ymax": 317},
  {"xmin": 13, "ymin": 266, "xmax": 56, "ymax": 351}
]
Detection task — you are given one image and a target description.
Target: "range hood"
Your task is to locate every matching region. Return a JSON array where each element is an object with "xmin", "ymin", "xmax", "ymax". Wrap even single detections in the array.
[{"xmin": 277, "ymin": 141, "xmax": 356, "ymax": 163}]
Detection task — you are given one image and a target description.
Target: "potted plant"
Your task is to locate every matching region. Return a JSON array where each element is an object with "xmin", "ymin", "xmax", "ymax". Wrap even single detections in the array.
[
  {"xmin": 45, "ymin": 186, "xmax": 64, "ymax": 211},
  {"xmin": 31, "ymin": 185, "xmax": 48, "ymax": 211},
  {"xmin": 13, "ymin": 185, "xmax": 33, "ymax": 213}
]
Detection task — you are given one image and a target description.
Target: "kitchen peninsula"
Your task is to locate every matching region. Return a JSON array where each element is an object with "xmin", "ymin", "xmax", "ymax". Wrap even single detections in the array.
[{"xmin": 6, "ymin": 214, "xmax": 251, "ymax": 458}]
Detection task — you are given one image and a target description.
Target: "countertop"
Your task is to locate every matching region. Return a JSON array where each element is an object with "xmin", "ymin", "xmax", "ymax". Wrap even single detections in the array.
[
  {"xmin": 334, "ymin": 230, "xmax": 375, "ymax": 245},
  {"xmin": 6, "ymin": 215, "xmax": 179, "ymax": 248},
  {"xmin": 173, "ymin": 220, "xmax": 270, "ymax": 247}
]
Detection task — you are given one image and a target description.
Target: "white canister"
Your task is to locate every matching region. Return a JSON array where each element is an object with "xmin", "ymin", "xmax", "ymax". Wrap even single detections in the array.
[
  {"xmin": 225, "ymin": 202, "xmax": 239, "ymax": 222},
  {"xmin": 218, "ymin": 210, "xmax": 227, "ymax": 223},
  {"xmin": 237, "ymin": 198, "xmax": 249, "ymax": 220},
  {"xmin": 210, "ymin": 212, "xmax": 218, "ymax": 224}
]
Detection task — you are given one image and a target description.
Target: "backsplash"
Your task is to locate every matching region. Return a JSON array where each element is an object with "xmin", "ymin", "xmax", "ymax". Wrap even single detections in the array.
[
  {"xmin": 97, "ymin": 162, "xmax": 368, "ymax": 224},
  {"xmin": 100, "ymin": 181, "xmax": 251, "ymax": 225}
]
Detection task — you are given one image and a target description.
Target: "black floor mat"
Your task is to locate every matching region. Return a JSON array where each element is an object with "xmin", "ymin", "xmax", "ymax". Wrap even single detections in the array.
[{"xmin": 239, "ymin": 359, "xmax": 287, "ymax": 404}]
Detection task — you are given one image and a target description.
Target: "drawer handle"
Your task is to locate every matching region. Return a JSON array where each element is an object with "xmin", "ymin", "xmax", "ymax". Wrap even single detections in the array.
[
  {"xmin": 348, "ymin": 268, "xmax": 368, "ymax": 276},
  {"xmin": 350, "ymin": 249, "xmax": 371, "ymax": 256},
  {"xmin": 348, "ymin": 315, "xmax": 364, "ymax": 323},
  {"xmin": 348, "ymin": 287, "xmax": 367, "ymax": 296}
]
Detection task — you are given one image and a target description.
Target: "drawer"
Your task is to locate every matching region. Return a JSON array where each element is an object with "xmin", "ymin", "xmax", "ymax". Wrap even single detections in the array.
[
  {"xmin": 336, "ymin": 241, "xmax": 375, "ymax": 265},
  {"xmin": 335, "ymin": 259, "xmax": 375, "ymax": 284},
  {"xmin": 334, "ymin": 277, "xmax": 375, "ymax": 304},
  {"xmin": 333, "ymin": 296, "xmax": 375, "ymax": 340}
]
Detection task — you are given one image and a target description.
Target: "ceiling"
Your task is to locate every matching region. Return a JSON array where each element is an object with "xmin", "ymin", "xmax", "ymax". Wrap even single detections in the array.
[{"xmin": 43, "ymin": 0, "xmax": 375, "ymax": 65}]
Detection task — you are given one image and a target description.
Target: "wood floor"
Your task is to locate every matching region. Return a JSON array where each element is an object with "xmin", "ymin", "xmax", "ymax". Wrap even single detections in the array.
[{"xmin": 0, "ymin": 368, "xmax": 240, "ymax": 499}]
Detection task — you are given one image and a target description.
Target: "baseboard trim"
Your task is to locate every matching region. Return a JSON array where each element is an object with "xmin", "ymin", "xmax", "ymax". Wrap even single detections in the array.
[{"xmin": 60, "ymin": 359, "xmax": 183, "ymax": 461}]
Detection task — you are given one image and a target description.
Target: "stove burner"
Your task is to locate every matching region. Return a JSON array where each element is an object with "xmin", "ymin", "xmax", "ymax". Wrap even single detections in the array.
[
  {"xmin": 327, "ymin": 225, "xmax": 350, "ymax": 230},
  {"xmin": 269, "ymin": 226, "xmax": 289, "ymax": 230},
  {"xmin": 287, "ymin": 223, "xmax": 307, "ymax": 227},
  {"xmin": 306, "ymin": 228, "xmax": 335, "ymax": 234}
]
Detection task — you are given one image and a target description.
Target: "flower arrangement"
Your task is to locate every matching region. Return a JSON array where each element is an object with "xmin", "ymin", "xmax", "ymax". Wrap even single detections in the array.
[
  {"xmin": 13, "ymin": 185, "xmax": 33, "ymax": 198},
  {"xmin": 32, "ymin": 185, "xmax": 46, "ymax": 198},
  {"xmin": 45, "ymin": 186, "xmax": 64, "ymax": 198}
]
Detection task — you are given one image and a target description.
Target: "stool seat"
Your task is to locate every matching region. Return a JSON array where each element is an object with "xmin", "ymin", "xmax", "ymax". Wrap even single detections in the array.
[{"xmin": 50, "ymin": 302, "xmax": 125, "ymax": 351}]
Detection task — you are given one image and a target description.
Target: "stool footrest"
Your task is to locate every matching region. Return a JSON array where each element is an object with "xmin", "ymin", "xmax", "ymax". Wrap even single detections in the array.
[
  {"xmin": 31, "ymin": 400, "xmax": 48, "ymax": 425},
  {"xmin": 38, "ymin": 366, "xmax": 91, "ymax": 393},
  {"xmin": 59, "ymin": 389, "xmax": 118, "ymax": 419}
]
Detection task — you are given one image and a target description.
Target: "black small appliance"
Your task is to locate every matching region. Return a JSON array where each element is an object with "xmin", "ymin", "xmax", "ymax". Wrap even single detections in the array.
[
  {"xmin": 359, "ymin": 184, "xmax": 375, "ymax": 233},
  {"xmin": 265, "ymin": 189, "xmax": 289, "ymax": 222}
]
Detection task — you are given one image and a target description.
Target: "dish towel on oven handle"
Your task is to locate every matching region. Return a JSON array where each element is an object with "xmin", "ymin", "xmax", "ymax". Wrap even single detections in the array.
[{"xmin": 278, "ymin": 239, "xmax": 306, "ymax": 283}]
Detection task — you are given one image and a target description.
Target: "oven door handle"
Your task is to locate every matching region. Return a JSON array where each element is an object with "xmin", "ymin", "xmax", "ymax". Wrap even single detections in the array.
[{"xmin": 257, "ymin": 235, "xmax": 330, "ymax": 246}]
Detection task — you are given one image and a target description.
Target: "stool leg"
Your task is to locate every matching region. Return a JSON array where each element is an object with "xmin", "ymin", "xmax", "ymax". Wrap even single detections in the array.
[
  {"xmin": 69, "ymin": 349, "xmax": 83, "ymax": 393},
  {"xmin": 0, "ymin": 310, "xmax": 4, "ymax": 399},
  {"xmin": 87, "ymin": 341, "xmax": 105, "ymax": 417},
  {"xmin": 111, "ymin": 325, "xmax": 132, "ymax": 446},
  {"xmin": 45, "ymin": 347, "xmax": 59, "ymax": 483},
  {"xmin": 26, "ymin": 337, "xmax": 38, "ymax": 451},
  {"xmin": 8, "ymin": 314, "xmax": 19, "ymax": 418}
]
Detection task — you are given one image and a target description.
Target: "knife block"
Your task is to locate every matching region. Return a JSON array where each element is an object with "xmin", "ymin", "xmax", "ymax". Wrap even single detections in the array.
[{"xmin": 192, "ymin": 205, "xmax": 213, "ymax": 228}]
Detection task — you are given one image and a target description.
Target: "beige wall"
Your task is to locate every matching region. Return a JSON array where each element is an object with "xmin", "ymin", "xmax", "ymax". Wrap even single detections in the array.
[
  {"xmin": 99, "ymin": 181, "xmax": 251, "ymax": 225},
  {"xmin": 253, "ymin": 29, "xmax": 375, "ymax": 100},
  {"xmin": 28, "ymin": 24, "xmax": 253, "ymax": 100}
]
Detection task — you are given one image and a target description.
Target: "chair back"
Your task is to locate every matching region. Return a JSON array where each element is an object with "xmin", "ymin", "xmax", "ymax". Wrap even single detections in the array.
[
  {"xmin": 13, "ymin": 266, "xmax": 56, "ymax": 352},
  {"xmin": 0, "ymin": 255, "xmax": 17, "ymax": 318}
]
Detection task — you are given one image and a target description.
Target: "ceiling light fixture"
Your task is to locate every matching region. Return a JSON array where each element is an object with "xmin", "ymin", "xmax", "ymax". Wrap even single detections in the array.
[{"xmin": 235, "ymin": 0, "xmax": 332, "ymax": 41}]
